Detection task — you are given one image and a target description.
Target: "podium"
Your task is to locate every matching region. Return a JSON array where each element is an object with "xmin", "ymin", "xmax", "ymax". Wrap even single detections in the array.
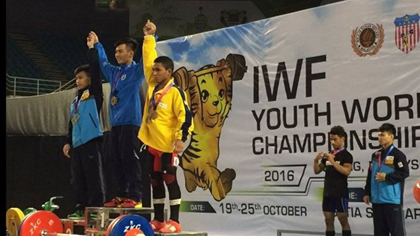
[
  {"xmin": 61, "ymin": 207, "xmax": 207, "ymax": 235},
  {"xmin": 84, "ymin": 207, "xmax": 156, "ymax": 235}
]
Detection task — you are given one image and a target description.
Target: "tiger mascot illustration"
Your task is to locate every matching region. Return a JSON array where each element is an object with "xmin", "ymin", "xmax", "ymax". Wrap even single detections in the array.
[{"xmin": 173, "ymin": 54, "xmax": 247, "ymax": 201}]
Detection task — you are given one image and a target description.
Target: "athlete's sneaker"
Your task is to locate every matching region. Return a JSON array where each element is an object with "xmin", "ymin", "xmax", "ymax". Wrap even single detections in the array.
[
  {"xmin": 67, "ymin": 210, "xmax": 84, "ymax": 220},
  {"xmin": 150, "ymin": 219, "xmax": 166, "ymax": 232},
  {"xmin": 120, "ymin": 198, "xmax": 142, "ymax": 208},
  {"xmin": 87, "ymin": 212, "xmax": 97, "ymax": 220},
  {"xmin": 103, "ymin": 197, "xmax": 125, "ymax": 207},
  {"xmin": 159, "ymin": 220, "xmax": 182, "ymax": 233}
]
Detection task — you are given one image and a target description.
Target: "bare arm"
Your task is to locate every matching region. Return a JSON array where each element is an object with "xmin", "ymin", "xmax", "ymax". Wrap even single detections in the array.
[{"xmin": 313, "ymin": 152, "xmax": 325, "ymax": 174}]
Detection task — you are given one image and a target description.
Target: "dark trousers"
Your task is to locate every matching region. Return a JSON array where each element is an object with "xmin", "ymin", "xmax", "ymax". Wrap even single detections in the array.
[
  {"xmin": 372, "ymin": 203, "xmax": 406, "ymax": 236},
  {"xmin": 72, "ymin": 138, "xmax": 106, "ymax": 209},
  {"xmin": 110, "ymin": 125, "xmax": 149, "ymax": 203}
]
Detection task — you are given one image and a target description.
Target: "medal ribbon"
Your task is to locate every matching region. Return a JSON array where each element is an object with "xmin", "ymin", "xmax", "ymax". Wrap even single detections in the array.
[
  {"xmin": 332, "ymin": 147, "xmax": 344, "ymax": 155},
  {"xmin": 150, "ymin": 83, "xmax": 174, "ymax": 110},
  {"xmin": 377, "ymin": 145, "xmax": 394, "ymax": 170},
  {"xmin": 72, "ymin": 96, "xmax": 82, "ymax": 116},
  {"xmin": 112, "ymin": 70, "xmax": 123, "ymax": 96}
]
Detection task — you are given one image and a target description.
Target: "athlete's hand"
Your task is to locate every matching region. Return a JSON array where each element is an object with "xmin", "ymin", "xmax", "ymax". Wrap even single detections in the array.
[
  {"xmin": 314, "ymin": 152, "xmax": 323, "ymax": 162},
  {"xmin": 363, "ymin": 195, "xmax": 370, "ymax": 205},
  {"xmin": 63, "ymin": 143, "xmax": 71, "ymax": 158},
  {"xmin": 87, "ymin": 33, "xmax": 95, "ymax": 49},
  {"xmin": 143, "ymin": 20, "xmax": 156, "ymax": 36},
  {"xmin": 375, "ymin": 172, "xmax": 386, "ymax": 182},
  {"xmin": 173, "ymin": 139, "xmax": 184, "ymax": 153},
  {"xmin": 89, "ymin": 31, "xmax": 99, "ymax": 44},
  {"xmin": 324, "ymin": 152, "xmax": 335, "ymax": 163}
]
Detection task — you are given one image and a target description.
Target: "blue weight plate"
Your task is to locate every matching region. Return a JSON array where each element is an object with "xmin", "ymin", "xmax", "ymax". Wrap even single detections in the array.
[{"xmin": 109, "ymin": 214, "xmax": 154, "ymax": 236}]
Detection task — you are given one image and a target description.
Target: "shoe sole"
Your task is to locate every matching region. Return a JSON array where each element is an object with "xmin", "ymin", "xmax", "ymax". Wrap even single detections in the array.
[{"xmin": 120, "ymin": 205, "xmax": 142, "ymax": 208}]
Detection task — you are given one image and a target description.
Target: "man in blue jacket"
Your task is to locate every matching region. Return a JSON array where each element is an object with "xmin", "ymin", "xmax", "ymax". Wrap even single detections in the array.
[
  {"xmin": 363, "ymin": 123, "xmax": 409, "ymax": 236},
  {"xmin": 88, "ymin": 20, "xmax": 157, "ymax": 208},
  {"xmin": 63, "ymin": 34, "xmax": 106, "ymax": 219}
]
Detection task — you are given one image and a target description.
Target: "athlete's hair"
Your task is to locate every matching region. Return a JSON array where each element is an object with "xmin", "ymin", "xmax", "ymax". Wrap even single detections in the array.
[
  {"xmin": 379, "ymin": 123, "xmax": 396, "ymax": 137},
  {"xmin": 330, "ymin": 125, "xmax": 347, "ymax": 139},
  {"xmin": 74, "ymin": 64, "xmax": 90, "ymax": 78},
  {"xmin": 114, "ymin": 37, "xmax": 139, "ymax": 53},
  {"xmin": 154, "ymin": 56, "xmax": 174, "ymax": 73}
]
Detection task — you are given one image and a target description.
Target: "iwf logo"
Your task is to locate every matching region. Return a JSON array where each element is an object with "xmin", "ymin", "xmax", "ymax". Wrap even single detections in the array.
[{"xmin": 394, "ymin": 14, "xmax": 420, "ymax": 54}]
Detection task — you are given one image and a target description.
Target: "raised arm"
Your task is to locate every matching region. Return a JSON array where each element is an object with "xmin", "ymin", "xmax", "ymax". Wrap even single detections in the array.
[
  {"xmin": 142, "ymin": 20, "xmax": 158, "ymax": 87},
  {"xmin": 90, "ymin": 31, "xmax": 115, "ymax": 82},
  {"xmin": 87, "ymin": 33, "xmax": 103, "ymax": 112}
]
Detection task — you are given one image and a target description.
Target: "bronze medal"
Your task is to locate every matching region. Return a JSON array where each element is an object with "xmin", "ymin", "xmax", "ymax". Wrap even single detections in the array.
[
  {"xmin": 111, "ymin": 96, "xmax": 119, "ymax": 106},
  {"xmin": 147, "ymin": 103, "xmax": 158, "ymax": 123},
  {"xmin": 71, "ymin": 113, "xmax": 80, "ymax": 125},
  {"xmin": 150, "ymin": 109, "xmax": 158, "ymax": 119}
]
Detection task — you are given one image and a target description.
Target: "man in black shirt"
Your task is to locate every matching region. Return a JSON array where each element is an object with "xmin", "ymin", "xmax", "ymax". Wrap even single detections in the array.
[{"xmin": 313, "ymin": 125, "xmax": 353, "ymax": 236}]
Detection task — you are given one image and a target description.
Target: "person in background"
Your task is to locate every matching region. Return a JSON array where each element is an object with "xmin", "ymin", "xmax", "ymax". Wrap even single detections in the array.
[
  {"xmin": 313, "ymin": 125, "xmax": 353, "ymax": 236},
  {"xmin": 363, "ymin": 123, "xmax": 409, "ymax": 236}
]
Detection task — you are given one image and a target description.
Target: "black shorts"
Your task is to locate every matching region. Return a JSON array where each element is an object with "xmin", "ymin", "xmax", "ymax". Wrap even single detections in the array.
[{"xmin": 322, "ymin": 197, "xmax": 349, "ymax": 213}]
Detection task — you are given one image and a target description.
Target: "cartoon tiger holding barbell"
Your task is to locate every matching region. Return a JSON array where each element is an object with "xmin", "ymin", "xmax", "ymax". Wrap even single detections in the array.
[{"xmin": 173, "ymin": 54, "xmax": 247, "ymax": 201}]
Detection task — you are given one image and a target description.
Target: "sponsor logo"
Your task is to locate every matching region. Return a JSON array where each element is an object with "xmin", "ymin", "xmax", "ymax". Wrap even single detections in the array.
[
  {"xmin": 394, "ymin": 14, "xmax": 420, "ymax": 54},
  {"xmin": 351, "ymin": 23, "xmax": 384, "ymax": 57}
]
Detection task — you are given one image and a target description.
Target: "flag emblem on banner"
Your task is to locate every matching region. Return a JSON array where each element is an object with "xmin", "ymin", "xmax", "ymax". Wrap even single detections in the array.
[
  {"xmin": 351, "ymin": 23, "xmax": 384, "ymax": 57},
  {"xmin": 394, "ymin": 14, "xmax": 420, "ymax": 54}
]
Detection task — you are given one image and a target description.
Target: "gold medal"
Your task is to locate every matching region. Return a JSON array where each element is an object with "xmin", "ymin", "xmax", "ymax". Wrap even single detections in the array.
[
  {"xmin": 111, "ymin": 96, "xmax": 119, "ymax": 106},
  {"xmin": 71, "ymin": 113, "xmax": 80, "ymax": 125}
]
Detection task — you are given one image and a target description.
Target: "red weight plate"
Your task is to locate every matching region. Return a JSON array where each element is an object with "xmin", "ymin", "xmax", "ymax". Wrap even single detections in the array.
[
  {"xmin": 19, "ymin": 210, "xmax": 63, "ymax": 236},
  {"xmin": 18, "ymin": 211, "xmax": 37, "ymax": 236},
  {"xmin": 125, "ymin": 228, "xmax": 144, "ymax": 236}
]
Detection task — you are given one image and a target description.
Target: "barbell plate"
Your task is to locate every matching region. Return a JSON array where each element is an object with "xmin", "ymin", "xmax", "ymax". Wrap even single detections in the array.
[
  {"xmin": 110, "ymin": 214, "xmax": 154, "ymax": 236},
  {"xmin": 23, "ymin": 207, "xmax": 37, "ymax": 216},
  {"xmin": 125, "ymin": 228, "xmax": 145, "ymax": 236},
  {"xmin": 6, "ymin": 208, "xmax": 25, "ymax": 236},
  {"xmin": 105, "ymin": 214, "xmax": 127, "ymax": 236},
  {"xmin": 18, "ymin": 211, "xmax": 36, "ymax": 236},
  {"xmin": 18, "ymin": 210, "xmax": 63, "ymax": 236}
]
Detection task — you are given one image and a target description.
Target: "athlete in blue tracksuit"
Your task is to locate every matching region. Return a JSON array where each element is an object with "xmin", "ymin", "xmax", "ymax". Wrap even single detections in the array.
[
  {"xmin": 363, "ymin": 123, "xmax": 409, "ymax": 236},
  {"xmin": 63, "ymin": 35, "xmax": 106, "ymax": 218},
  {"xmin": 88, "ymin": 21, "xmax": 157, "ymax": 209}
]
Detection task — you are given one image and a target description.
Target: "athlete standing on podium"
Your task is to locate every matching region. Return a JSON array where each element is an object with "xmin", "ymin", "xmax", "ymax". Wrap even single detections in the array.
[
  {"xmin": 63, "ymin": 33, "xmax": 106, "ymax": 219},
  {"xmin": 88, "ymin": 20, "xmax": 157, "ymax": 209},
  {"xmin": 313, "ymin": 125, "xmax": 353, "ymax": 236}
]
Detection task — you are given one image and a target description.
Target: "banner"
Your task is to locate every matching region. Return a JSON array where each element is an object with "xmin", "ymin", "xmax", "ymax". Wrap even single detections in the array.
[{"xmin": 155, "ymin": 0, "xmax": 420, "ymax": 235}]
